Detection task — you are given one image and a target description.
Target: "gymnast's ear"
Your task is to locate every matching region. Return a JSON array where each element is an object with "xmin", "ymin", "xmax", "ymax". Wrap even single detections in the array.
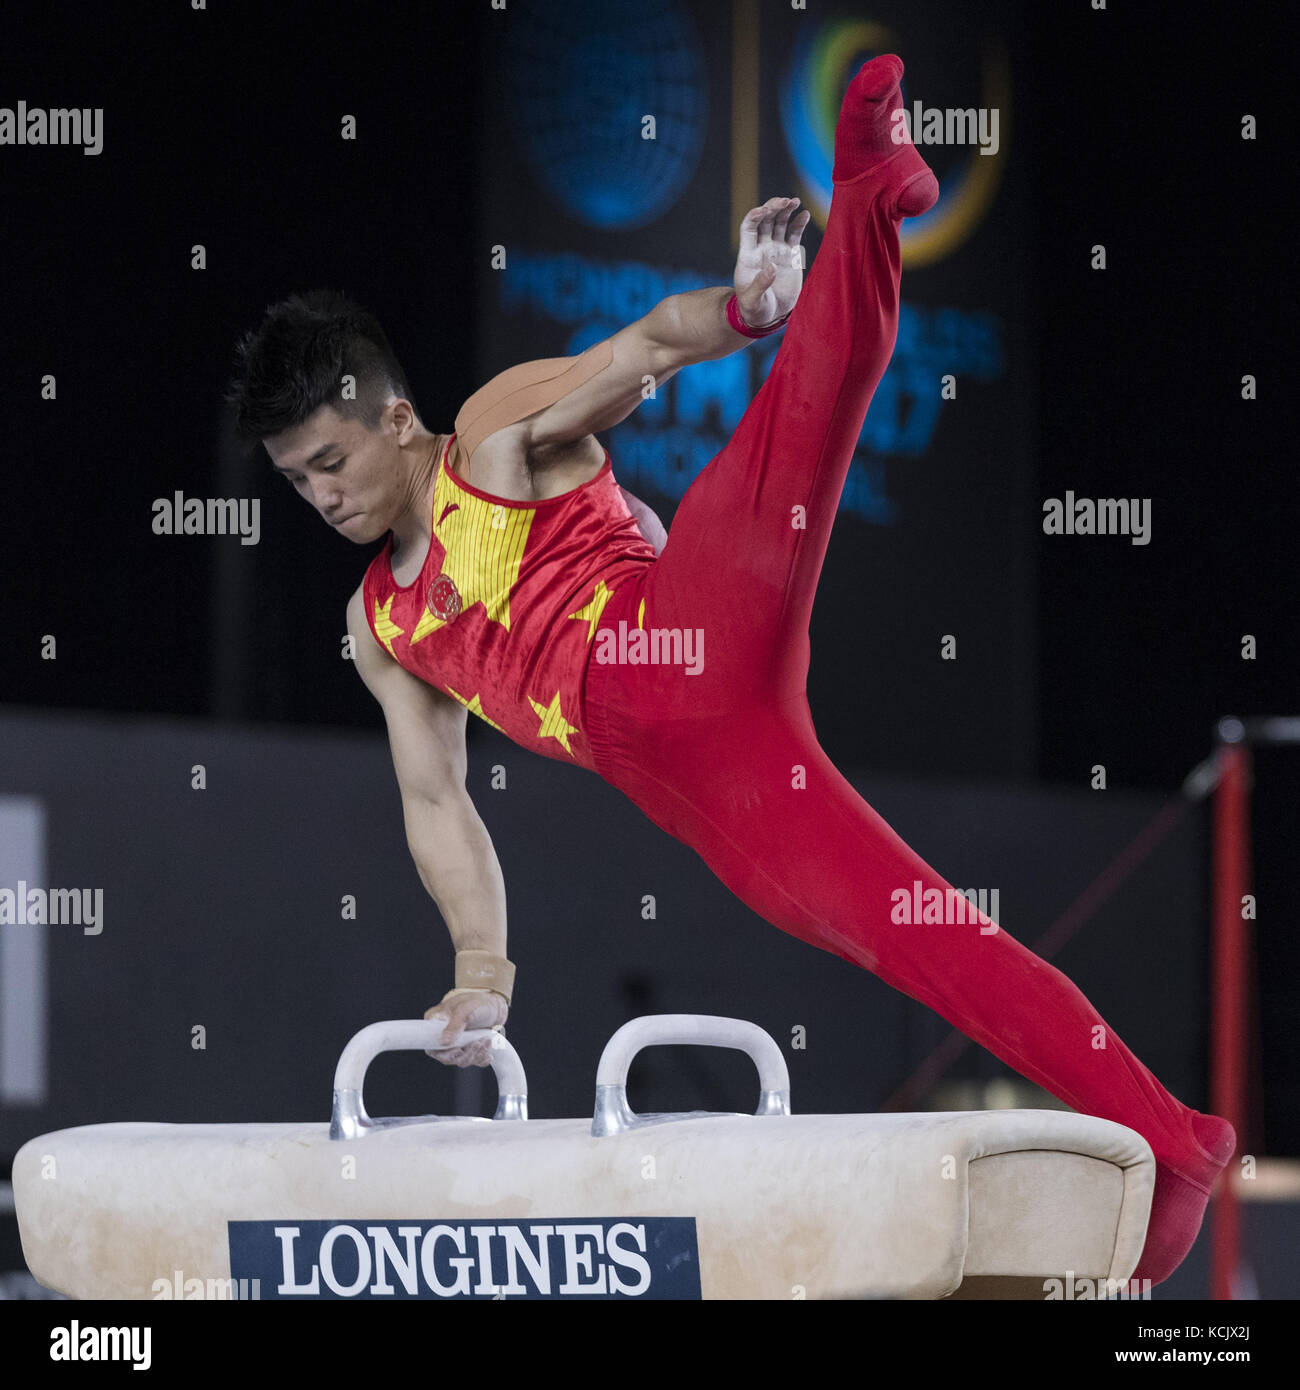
[{"xmin": 386, "ymin": 395, "xmax": 421, "ymax": 442}]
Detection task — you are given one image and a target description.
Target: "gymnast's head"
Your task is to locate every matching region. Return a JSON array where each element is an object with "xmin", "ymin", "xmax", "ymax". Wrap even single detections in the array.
[{"xmin": 227, "ymin": 289, "xmax": 430, "ymax": 544}]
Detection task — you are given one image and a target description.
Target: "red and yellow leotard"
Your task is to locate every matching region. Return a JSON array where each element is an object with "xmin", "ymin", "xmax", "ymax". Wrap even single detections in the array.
[
  {"xmin": 366, "ymin": 57, "xmax": 1220, "ymax": 1286},
  {"xmin": 362, "ymin": 434, "xmax": 654, "ymax": 770}
]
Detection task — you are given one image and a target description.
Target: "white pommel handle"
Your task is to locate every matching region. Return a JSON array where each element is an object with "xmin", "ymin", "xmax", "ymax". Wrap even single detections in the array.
[
  {"xmin": 592, "ymin": 1014, "xmax": 792, "ymax": 1137},
  {"xmin": 330, "ymin": 1019, "xmax": 527, "ymax": 1140}
]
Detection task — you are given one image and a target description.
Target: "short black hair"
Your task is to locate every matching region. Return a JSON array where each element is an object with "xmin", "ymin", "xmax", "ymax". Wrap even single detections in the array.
[{"xmin": 226, "ymin": 289, "xmax": 418, "ymax": 446}]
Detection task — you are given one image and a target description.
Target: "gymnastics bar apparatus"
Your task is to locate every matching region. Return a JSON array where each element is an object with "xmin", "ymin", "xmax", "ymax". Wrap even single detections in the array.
[
  {"xmin": 15, "ymin": 715, "xmax": 1294, "ymax": 1300},
  {"xmin": 1207, "ymin": 715, "xmax": 1299, "ymax": 1301}
]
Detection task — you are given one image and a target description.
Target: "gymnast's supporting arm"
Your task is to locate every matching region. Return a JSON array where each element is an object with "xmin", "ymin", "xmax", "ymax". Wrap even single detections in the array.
[{"xmin": 347, "ymin": 586, "xmax": 512, "ymax": 1069}]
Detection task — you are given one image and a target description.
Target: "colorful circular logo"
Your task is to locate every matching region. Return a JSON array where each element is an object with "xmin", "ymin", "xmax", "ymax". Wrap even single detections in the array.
[{"xmin": 780, "ymin": 21, "xmax": 1010, "ymax": 268}]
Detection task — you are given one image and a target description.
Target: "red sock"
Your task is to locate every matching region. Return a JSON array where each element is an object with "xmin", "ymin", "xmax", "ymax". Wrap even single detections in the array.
[
  {"xmin": 1134, "ymin": 1111, "xmax": 1236, "ymax": 1285},
  {"xmin": 831, "ymin": 54, "xmax": 939, "ymax": 217}
]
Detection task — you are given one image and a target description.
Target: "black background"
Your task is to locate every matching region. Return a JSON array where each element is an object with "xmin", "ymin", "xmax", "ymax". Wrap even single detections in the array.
[{"xmin": 0, "ymin": 3, "xmax": 1293, "ymax": 1143}]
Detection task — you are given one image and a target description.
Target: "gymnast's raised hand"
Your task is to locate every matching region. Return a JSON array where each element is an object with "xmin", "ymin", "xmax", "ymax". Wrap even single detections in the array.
[{"xmin": 731, "ymin": 196, "xmax": 812, "ymax": 329}]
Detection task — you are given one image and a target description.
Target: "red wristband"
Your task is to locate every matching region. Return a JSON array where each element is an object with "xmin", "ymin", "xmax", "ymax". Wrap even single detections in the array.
[{"xmin": 725, "ymin": 293, "xmax": 791, "ymax": 338}]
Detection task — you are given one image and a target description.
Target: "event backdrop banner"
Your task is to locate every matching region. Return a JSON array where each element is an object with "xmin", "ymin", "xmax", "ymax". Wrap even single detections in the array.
[{"xmin": 470, "ymin": 0, "xmax": 1034, "ymax": 777}]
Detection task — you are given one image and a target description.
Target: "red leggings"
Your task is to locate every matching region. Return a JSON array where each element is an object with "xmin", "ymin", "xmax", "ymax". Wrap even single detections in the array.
[{"xmin": 583, "ymin": 155, "xmax": 1205, "ymax": 1181}]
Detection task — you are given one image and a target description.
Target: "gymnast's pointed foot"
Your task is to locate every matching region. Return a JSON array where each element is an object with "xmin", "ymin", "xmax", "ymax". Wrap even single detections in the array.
[
  {"xmin": 831, "ymin": 54, "xmax": 939, "ymax": 218},
  {"xmin": 1133, "ymin": 1110, "xmax": 1236, "ymax": 1285}
]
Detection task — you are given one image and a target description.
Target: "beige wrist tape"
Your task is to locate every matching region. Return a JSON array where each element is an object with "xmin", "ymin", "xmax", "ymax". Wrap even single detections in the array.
[{"xmin": 454, "ymin": 950, "xmax": 515, "ymax": 1005}]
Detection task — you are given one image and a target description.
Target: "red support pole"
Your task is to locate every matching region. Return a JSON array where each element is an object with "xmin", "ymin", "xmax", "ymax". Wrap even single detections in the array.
[{"xmin": 1210, "ymin": 742, "xmax": 1251, "ymax": 1300}]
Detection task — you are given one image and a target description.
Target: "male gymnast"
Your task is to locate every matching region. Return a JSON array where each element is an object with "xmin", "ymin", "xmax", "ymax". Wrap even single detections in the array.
[{"xmin": 228, "ymin": 57, "xmax": 1233, "ymax": 1284}]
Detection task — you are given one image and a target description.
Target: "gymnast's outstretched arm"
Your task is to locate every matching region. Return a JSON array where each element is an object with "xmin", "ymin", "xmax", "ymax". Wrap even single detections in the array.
[
  {"xmin": 449, "ymin": 197, "xmax": 809, "ymax": 556},
  {"xmin": 516, "ymin": 196, "xmax": 810, "ymax": 453},
  {"xmin": 453, "ymin": 197, "xmax": 810, "ymax": 496},
  {"xmin": 346, "ymin": 586, "xmax": 511, "ymax": 1068}
]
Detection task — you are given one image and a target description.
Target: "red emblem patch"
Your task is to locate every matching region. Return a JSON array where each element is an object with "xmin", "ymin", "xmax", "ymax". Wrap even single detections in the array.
[{"xmin": 428, "ymin": 573, "xmax": 462, "ymax": 622}]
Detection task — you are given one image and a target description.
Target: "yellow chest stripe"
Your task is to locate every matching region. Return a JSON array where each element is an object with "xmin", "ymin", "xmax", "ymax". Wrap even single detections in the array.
[{"xmin": 410, "ymin": 465, "xmax": 536, "ymax": 645}]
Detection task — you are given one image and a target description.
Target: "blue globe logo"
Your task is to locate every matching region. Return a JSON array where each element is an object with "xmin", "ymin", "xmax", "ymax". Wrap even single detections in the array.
[{"xmin": 504, "ymin": 0, "xmax": 707, "ymax": 230}]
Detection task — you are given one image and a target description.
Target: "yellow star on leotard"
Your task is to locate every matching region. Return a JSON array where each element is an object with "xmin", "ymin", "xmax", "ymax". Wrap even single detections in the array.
[
  {"xmin": 527, "ymin": 691, "xmax": 579, "ymax": 757},
  {"xmin": 445, "ymin": 686, "xmax": 504, "ymax": 732},
  {"xmin": 568, "ymin": 579, "xmax": 615, "ymax": 643},
  {"xmin": 373, "ymin": 595, "xmax": 405, "ymax": 657}
]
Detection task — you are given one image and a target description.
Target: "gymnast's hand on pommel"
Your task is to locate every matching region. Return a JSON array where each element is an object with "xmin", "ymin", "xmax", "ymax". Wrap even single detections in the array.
[
  {"xmin": 732, "ymin": 195, "xmax": 812, "ymax": 329},
  {"xmin": 424, "ymin": 986, "xmax": 510, "ymax": 1068}
]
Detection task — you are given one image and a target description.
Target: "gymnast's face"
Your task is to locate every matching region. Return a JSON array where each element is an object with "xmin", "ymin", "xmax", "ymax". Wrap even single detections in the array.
[{"xmin": 264, "ymin": 402, "xmax": 413, "ymax": 544}]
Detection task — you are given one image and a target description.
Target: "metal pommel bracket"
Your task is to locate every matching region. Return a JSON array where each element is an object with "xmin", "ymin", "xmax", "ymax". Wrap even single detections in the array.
[
  {"xmin": 591, "ymin": 1014, "xmax": 792, "ymax": 1137},
  {"xmin": 330, "ymin": 1019, "xmax": 528, "ymax": 1140}
]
